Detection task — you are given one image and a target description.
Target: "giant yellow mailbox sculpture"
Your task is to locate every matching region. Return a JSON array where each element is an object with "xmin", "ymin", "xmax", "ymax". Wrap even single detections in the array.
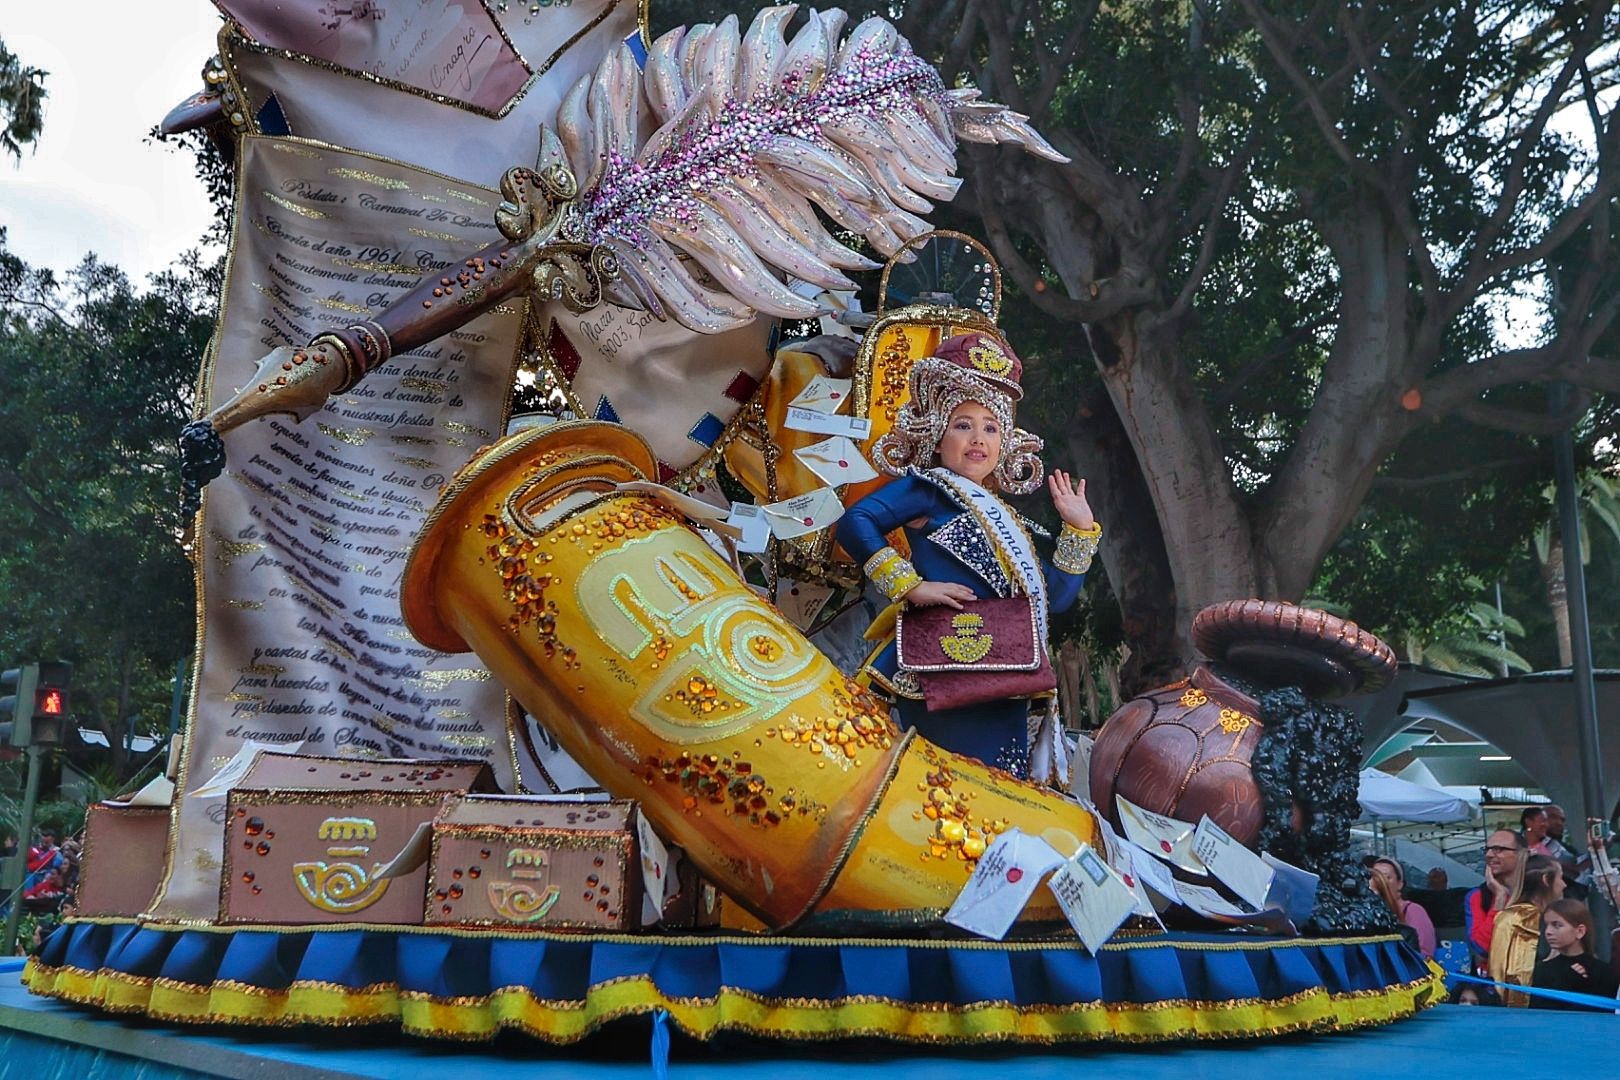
[{"xmin": 403, "ymin": 421, "xmax": 1097, "ymax": 928}]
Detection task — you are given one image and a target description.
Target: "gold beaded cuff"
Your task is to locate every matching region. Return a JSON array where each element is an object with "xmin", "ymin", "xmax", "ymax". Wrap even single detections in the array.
[
  {"xmin": 1053, "ymin": 522, "xmax": 1102, "ymax": 575},
  {"xmin": 864, "ymin": 545, "xmax": 922, "ymax": 601}
]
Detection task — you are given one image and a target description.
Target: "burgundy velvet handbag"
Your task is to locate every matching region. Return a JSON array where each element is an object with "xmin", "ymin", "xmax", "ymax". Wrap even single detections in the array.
[{"xmin": 896, "ymin": 596, "xmax": 1056, "ymax": 711}]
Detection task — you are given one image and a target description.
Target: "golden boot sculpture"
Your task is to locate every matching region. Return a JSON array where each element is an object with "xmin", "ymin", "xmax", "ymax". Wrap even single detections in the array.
[{"xmin": 403, "ymin": 422, "xmax": 1097, "ymax": 929}]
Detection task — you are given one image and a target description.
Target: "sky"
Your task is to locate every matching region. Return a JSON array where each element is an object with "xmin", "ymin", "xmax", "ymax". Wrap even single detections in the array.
[{"xmin": 2, "ymin": 4, "xmax": 225, "ymax": 283}]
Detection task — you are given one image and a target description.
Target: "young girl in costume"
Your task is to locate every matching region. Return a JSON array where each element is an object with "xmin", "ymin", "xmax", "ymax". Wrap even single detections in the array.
[
  {"xmin": 1532, "ymin": 898, "xmax": 1619, "ymax": 1010},
  {"xmin": 835, "ymin": 332, "xmax": 1101, "ymax": 775}
]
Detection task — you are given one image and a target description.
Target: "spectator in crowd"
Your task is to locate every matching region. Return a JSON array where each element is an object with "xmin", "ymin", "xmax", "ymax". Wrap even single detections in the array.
[
  {"xmin": 1370, "ymin": 858, "xmax": 1436, "ymax": 959},
  {"xmin": 1426, "ymin": 867, "xmax": 1449, "ymax": 891},
  {"xmin": 1532, "ymin": 898, "xmax": 1619, "ymax": 1011},
  {"xmin": 1490, "ymin": 854, "xmax": 1565, "ymax": 1006},
  {"xmin": 1543, "ymin": 805, "xmax": 1571, "ymax": 859},
  {"xmin": 1466, "ymin": 829, "xmax": 1526, "ymax": 972},
  {"xmin": 1540, "ymin": 803, "xmax": 1592, "ymax": 900},
  {"xmin": 1521, "ymin": 806, "xmax": 1552, "ymax": 856}
]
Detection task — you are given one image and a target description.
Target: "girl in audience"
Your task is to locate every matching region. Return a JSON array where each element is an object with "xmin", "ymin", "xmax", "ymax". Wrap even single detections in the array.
[
  {"xmin": 1531, "ymin": 898, "xmax": 1618, "ymax": 1011},
  {"xmin": 1370, "ymin": 858, "xmax": 1436, "ymax": 958}
]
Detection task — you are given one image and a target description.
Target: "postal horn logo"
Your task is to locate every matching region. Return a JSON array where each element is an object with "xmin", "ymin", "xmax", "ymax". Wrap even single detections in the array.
[
  {"xmin": 293, "ymin": 815, "xmax": 392, "ymax": 914},
  {"xmin": 939, "ymin": 612, "xmax": 993, "ymax": 664},
  {"xmin": 966, "ymin": 340, "xmax": 1013, "ymax": 377}
]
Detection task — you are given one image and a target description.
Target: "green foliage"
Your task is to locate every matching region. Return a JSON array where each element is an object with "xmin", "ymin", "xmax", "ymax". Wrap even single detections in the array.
[
  {"xmin": 642, "ymin": 2, "xmax": 1620, "ymax": 669},
  {"xmin": 0, "ymin": 39, "xmax": 47, "ymax": 161},
  {"xmin": 0, "ymin": 229, "xmax": 214, "ymax": 764},
  {"xmin": 1401, "ymin": 601, "xmax": 1533, "ymax": 678}
]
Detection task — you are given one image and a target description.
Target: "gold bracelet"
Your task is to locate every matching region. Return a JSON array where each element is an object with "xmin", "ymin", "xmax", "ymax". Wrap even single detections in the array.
[
  {"xmin": 1053, "ymin": 522, "xmax": 1102, "ymax": 575},
  {"xmin": 864, "ymin": 545, "xmax": 922, "ymax": 601}
]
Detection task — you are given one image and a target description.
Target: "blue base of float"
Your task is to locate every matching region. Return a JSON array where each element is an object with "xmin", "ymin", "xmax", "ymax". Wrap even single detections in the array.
[
  {"xmin": 21, "ymin": 919, "xmax": 1443, "ymax": 1050},
  {"xmin": 1, "ymin": 957, "xmax": 1607, "ymax": 1080}
]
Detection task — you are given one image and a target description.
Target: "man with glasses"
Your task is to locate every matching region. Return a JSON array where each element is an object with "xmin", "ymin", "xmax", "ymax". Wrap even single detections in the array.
[{"xmin": 1465, "ymin": 830, "xmax": 1526, "ymax": 973}]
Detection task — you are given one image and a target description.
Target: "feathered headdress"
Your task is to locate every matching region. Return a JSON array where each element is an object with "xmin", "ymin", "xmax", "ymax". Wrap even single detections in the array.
[{"xmin": 521, "ymin": 6, "xmax": 1067, "ymax": 333}]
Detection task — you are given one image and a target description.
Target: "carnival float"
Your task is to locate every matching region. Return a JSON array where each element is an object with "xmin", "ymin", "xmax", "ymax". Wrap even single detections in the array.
[{"xmin": 26, "ymin": 1, "xmax": 1443, "ymax": 1048}]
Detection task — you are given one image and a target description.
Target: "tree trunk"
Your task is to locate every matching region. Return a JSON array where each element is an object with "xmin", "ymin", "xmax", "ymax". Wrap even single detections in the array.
[
  {"xmin": 1258, "ymin": 200, "xmax": 1419, "ymax": 600},
  {"xmin": 1088, "ymin": 309, "xmax": 1260, "ymax": 641},
  {"xmin": 1541, "ymin": 537, "xmax": 1573, "ymax": 667},
  {"xmin": 1058, "ymin": 380, "xmax": 1187, "ymax": 695},
  {"xmin": 1056, "ymin": 640, "xmax": 1082, "ymax": 729},
  {"xmin": 111, "ymin": 648, "xmax": 133, "ymax": 777}
]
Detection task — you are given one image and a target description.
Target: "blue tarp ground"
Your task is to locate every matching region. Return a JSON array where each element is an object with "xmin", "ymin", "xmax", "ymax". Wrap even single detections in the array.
[{"xmin": 0, "ymin": 961, "xmax": 1610, "ymax": 1080}]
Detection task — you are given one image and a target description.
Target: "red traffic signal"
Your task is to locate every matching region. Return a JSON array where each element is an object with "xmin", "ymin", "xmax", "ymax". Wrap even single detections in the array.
[{"xmin": 0, "ymin": 661, "xmax": 71, "ymax": 746}]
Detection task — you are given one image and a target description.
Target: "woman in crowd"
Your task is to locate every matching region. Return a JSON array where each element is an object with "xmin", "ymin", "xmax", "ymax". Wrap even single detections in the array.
[
  {"xmin": 1531, "ymin": 898, "xmax": 1619, "ymax": 1011},
  {"xmin": 1489, "ymin": 853, "xmax": 1564, "ymax": 1005},
  {"xmin": 1370, "ymin": 858, "xmax": 1436, "ymax": 959}
]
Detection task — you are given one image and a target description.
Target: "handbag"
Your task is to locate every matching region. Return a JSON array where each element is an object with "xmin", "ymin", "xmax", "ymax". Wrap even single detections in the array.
[{"xmin": 895, "ymin": 596, "xmax": 1056, "ymax": 711}]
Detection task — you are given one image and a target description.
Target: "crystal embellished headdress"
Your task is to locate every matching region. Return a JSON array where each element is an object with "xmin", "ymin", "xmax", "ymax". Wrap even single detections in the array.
[
  {"xmin": 872, "ymin": 332, "xmax": 1045, "ymax": 495},
  {"xmin": 538, "ymin": 6, "xmax": 1067, "ymax": 333}
]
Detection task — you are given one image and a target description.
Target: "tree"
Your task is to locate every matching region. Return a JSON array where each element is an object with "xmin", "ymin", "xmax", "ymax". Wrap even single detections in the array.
[
  {"xmin": 644, "ymin": 3, "xmax": 1620, "ymax": 690},
  {"xmin": 1401, "ymin": 600, "xmax": 1532, "ymax": 677},
  {"xmin": 0, "ymin": 230, "xmax": 214, "ymax": 775},
  {"xmin": 1534, "ymin": 466, "xmax": 1620, "ymax": 665},
  {"xmin": 0, "ymin": 39, "xmax": 47, "ymax": 161},
  {"xmin": 864, "ymin": 1, "xmax": 1619, "ymax": 686}
]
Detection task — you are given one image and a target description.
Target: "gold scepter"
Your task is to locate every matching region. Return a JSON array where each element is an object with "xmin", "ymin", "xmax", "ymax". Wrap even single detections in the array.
[{"xmin": 178, "ymin": 149, "xmax": 617, "ymax": 517}]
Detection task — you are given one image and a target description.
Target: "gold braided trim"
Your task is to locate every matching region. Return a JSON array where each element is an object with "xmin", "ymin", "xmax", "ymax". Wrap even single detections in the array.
[
  {"xmin": 23, "ymin": 956, "xmax": 1444, "ymax": 1046},
  {"xmin": 52, "ymin": 917, "xmax": 1411, "ymax": 953},
  {"xmin": 864, "ymin": 546, "xmax": 922, "ymax": 602},
  {"xmin": 1052, "ymin": 522, "xmax": 1102, "ymax": 576}
]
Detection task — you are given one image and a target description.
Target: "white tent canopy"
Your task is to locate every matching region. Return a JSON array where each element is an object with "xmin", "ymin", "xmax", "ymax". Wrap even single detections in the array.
[{"xmin": 1357, "ymin": 768, "xmax": 1480, "ymax": 824}]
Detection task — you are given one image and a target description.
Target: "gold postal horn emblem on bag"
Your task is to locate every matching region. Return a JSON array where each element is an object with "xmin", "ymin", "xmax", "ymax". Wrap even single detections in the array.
[{"xmin": 938, "ymin": 613, "xmax": 993, "ymax": 664}]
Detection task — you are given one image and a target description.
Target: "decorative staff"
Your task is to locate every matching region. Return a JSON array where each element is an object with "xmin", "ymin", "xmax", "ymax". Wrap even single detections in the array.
[{"xmin": 178, "ymin": 8, "xmax": 1067, "ymax": 515}]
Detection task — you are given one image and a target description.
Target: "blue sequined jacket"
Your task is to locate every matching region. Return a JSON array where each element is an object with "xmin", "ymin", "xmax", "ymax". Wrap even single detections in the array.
[{"xmin": 836, "ymin": 470, "xmax": 1092, "ymax": 695}]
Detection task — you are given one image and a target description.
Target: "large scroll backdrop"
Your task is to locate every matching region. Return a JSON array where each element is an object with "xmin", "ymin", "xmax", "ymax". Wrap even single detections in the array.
[{"xmin": 151, "ymin": 137, "xmax": 525, "ymax": 920}]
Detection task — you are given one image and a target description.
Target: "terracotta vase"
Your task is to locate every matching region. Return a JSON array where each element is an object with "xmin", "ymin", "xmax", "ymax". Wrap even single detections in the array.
[{"xmin": 1088, "ymin": 665, "xmax": 1266, "ymax": 845}]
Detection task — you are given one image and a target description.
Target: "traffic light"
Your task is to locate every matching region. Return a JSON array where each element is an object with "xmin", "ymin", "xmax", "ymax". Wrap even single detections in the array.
[
  {"xmin": 31, "ymin": 661, "xmax": 71, "ymax": 745},
  {"xmin": 0, "ymin": 661, "xmax": 72, "ymax": 746}
]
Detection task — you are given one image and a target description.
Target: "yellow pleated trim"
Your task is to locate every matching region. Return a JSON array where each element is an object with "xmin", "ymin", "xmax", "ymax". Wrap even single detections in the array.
[{"xmin": 22, "ymin": 956, "xmax": 1446, "ymax": 1046}]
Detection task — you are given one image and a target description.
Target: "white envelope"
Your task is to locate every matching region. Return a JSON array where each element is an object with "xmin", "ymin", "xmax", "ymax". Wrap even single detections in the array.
[
  {"xmin": 794, "ymin": 435, "xmax": 878, "ymax": 487},
  {"xmin": 1193, "ymin": 816, "xmax": 1275, "ymax": 910},
  {"xmin": 1125, "ymin": 841, "xmax": 1182, "ymax": 906},
  {"xmin": 187, "ymin": 739, "xmax": 304, "ymax": 798},
  {"xmin": 728, "ymin": 502, "xmax": 772, "ymax": 553},
  {"xmin": 784, "ymin": 406, "xmax": 873, "ymax": 439},
  {"xmin": 1261, "ymin": 852, "xmax": 1320, "ymax": 926},
  {"xmin": 616, "ymin": 481, "xmax": 742, "ymax": 539},
  {"xmin": 104, "ymin": 774, "xmax": 175, "ymax": 808},
  {"xmin": 762, "ymin": 487, "xmax": 846, "ymax": 539},
  {"xmin": 636, "ymin": 813, "xmax": 674, "ymax": 927},
  {"xmin": 774, "ymin": 577, "xmax": 836, "ymax": 630},
  {"xmin": 943, "ymin": 828, "xmax": 1066, "ymax": 940},
  {"xmin": 1176, "ymin": 880, "xmax": 1297, "ymax": 935},
  {"xmin": 1116, "ymin": 795, "xmax": 1207, "ymax": 874},
  {"xmin": 1050, "ymin": 843, "xmax": 1140, "ymax": 953},
  {"xmin": 1173, "ymin": 881, "xmax": 1253, "ymax": 918},
  {"xmin": 787, "ymin": 375, "xmax": 854, "ymax": 413},
  {"xmin": 1068, "ymin": 732, "xmax": 1094, "ymax": 800},
  {"xmin": 375, "ymin": 821, "xmax": 434, "ymax": 880},
  {"xmin": 1089, "ymin": 808, "xmax": 1158, "ymax": 920}
]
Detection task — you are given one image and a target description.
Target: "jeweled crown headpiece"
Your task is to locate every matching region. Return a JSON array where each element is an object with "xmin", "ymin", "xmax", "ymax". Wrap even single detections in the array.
[{"xmin": 871, "ymin": 332, "xmax": 1044, "ymax": 494}]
